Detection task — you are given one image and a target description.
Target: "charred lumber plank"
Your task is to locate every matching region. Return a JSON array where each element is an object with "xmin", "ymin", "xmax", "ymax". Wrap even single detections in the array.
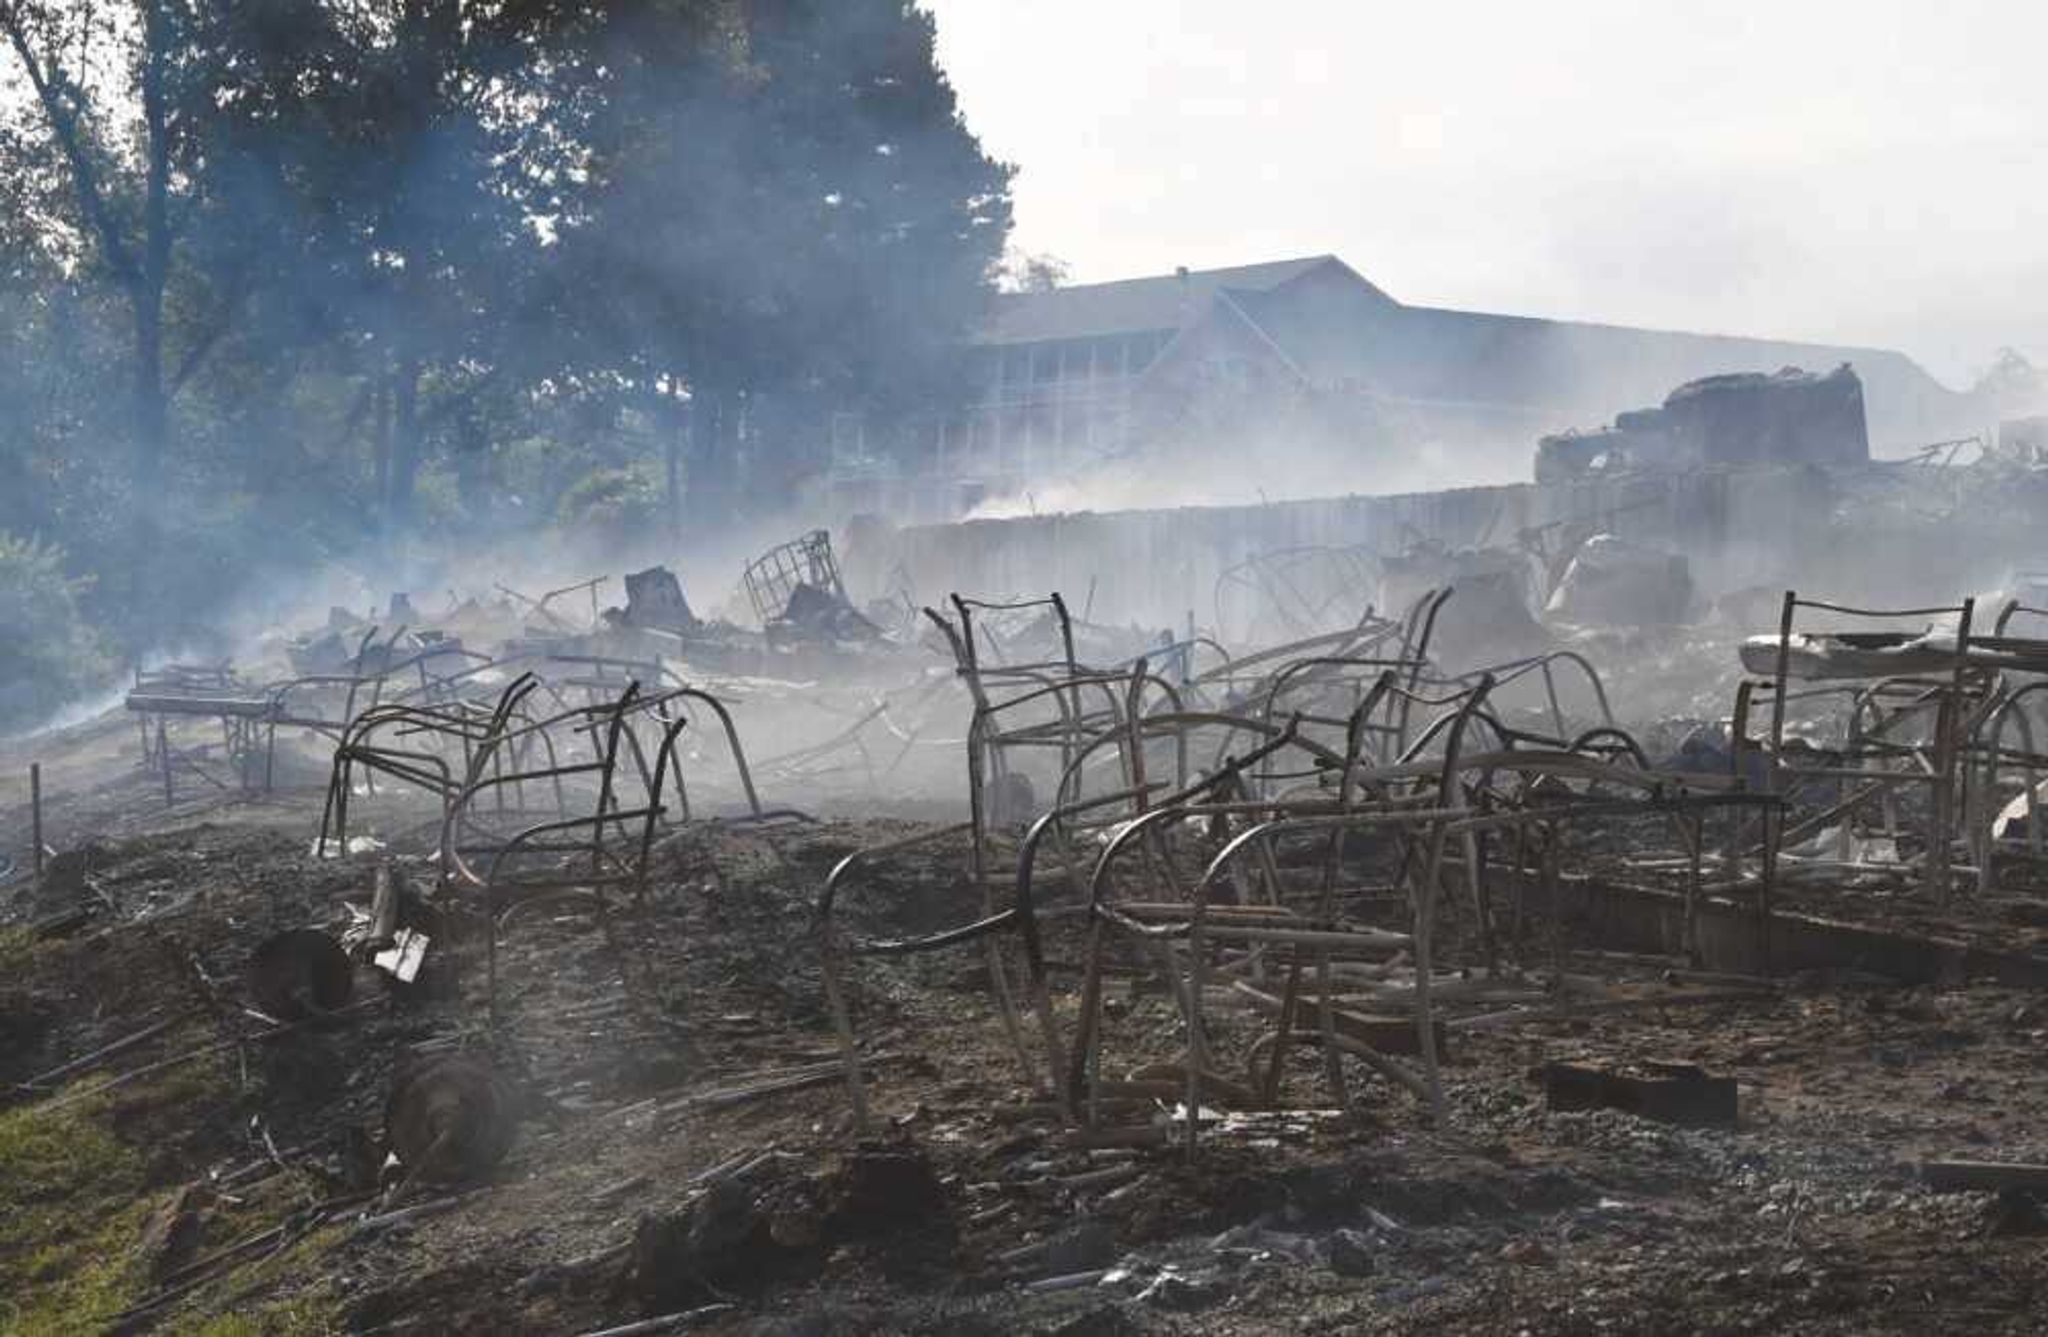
[
  {"xmin": 17, "ymin": 1014, "xmax": 177, "ymax": 1090},
  {"xmin": 1921, "ymin": 1160, "xmax": 2048, "ymax": 1194},
  {"xmin": 1543, "ymin": 1060, "xmax": 1737, "ymax": 1129},
  {"xmin": 1230, "ymin": 980, "xmax": 1443, "ymax": 1055}
]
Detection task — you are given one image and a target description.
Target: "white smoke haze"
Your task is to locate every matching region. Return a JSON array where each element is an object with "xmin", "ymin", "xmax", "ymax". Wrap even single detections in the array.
[
  {"xmin": 9, "ymin": 1, "xmax": 2046, "ymax": 772},
  {"xmin": 928, "ymin": 0, "xmax": 2048, "ymax": 386},
  {"xmin": 0, "ymin": 501, "xmax": 819, "ymax": 748},
  {"xmin": 965, "ymin": 432, "xmax": 1478, "ymax": 521}
]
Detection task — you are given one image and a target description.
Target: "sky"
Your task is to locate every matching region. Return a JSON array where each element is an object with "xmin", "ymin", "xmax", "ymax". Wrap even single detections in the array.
[{"xmin": 923, "ymin": 0, "xmax": 2047, "ymax": 388}]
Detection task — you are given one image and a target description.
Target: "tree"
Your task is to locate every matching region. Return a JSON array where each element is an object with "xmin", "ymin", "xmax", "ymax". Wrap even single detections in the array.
[
  {"xmin": 1973, "ymin": 347, "xmax": 2045, "ymax": 413},
  {"xmin": 0, "ymin": 1, "xmax": 382, "ymax": 624},
  {"xmin": 0, "ymin": 532, "xmax": 113, "ymax": 730},
  {"xmin": 0, "ymin": 0, "xmax": 1014, "ymax": 685},
  {"xmin": 257, "ymin": 2, "xmax": 589, "ymax": 529},
  {"xmin": 557, "ymin": 0, "xmax": 1013, "ymax": 525},
  {"xmin": 1000, "ymin": 250, "xmax": 1069, "ymax": 294},
  {"xmin": 1, "ymin": 1, "xmax": 196, "ymax": 489}
]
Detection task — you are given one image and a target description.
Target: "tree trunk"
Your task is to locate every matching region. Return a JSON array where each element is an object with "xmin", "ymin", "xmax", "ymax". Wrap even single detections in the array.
[
  {"xmin": 686, "ymin": 388, "xmax": 741, "ymax": 529},
  {"xmin": 388, "ymin": 356, "xmax": 423, "ymax": 528},
  {"xmin": 453, "ymin": 412, "xmax": 488, "ymax": 520},
  {"xmin": 372, "ymin": 376, "xmax": 392, "ymax": 514},
  {"xmin": 124, "ymin": 0, "xmax": 175, "ymax": 646},
  {"xmin": 134, "ymin": 0, "xmax": 172, "ymax": 487},
  {"xmin": 131, "ymin": 295, "xmax": 168, "ymax": 492},
  {"xmin": 663, "ymin": 386, "xmax": 685, "ymax": 543}
]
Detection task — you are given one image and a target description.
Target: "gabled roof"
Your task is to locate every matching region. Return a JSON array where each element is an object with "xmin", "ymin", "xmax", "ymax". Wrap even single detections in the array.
[
  {"xmin": 976, "ymin": 255, "xmax": 1388, "ymax": 346},
  {"xmin": 966, "ymin": 250, "xmax": 1967, "ymax": 450},
  {"xmin": 1320, "ymin": 302, "xmax": 1959, "ymax": 434}
]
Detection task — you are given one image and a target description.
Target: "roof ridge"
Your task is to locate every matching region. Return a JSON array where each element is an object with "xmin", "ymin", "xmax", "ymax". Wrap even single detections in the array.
[
  {"xmin": 992, "ymin": 254, "xmax": 1337, "ymax": 297},
  {"xmin": 1403, "ymin": 302, "xmax": 1913, "ymax": 363}
]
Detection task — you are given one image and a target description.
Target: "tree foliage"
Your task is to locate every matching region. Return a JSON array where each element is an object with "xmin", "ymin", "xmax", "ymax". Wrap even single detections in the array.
[
  {"xmin": 0, "ymin": 532, "xmax": 112, "ymax": 729},
  {"xmin": 0, "ymin": 0, "xmax": 1009, "ymax": 729}
]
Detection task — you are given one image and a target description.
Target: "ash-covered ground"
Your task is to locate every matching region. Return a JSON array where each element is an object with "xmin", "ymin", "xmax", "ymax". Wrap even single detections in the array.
[{"xmin": 2, "ymin": 628, "xmax": 2045, "ymax": 1336}]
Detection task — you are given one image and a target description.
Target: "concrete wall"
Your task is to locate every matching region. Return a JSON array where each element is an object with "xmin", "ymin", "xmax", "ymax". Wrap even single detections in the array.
[{"xmin": 849, "ymin": 465, "xmax": 1839, "ymax": 632}]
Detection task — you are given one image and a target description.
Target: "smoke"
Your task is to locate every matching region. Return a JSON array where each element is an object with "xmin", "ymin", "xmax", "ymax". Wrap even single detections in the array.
[
  {"xmin": 965, "ymin": 431, "xmax": 1481, "ymax": 521},
  {"xmin": 0, "ymin": 0, "xmax": 1025, "ymax": 744},
  {"xmin": 951, "ymin": 294, "xmax": 1989, "ymax": 528},
  {"xmin": 929, "ymin": 0, "xmax": 2048, "ymax": 387}
]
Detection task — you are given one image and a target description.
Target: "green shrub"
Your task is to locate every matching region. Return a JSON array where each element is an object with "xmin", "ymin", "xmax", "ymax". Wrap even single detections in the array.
[
  {"xmin": 554, "ymin": 462, "xmax": 666, "ymax": 537},
  {"xmin": 0, "ymin": 533, "xmax": 116, "ymax": 734}
]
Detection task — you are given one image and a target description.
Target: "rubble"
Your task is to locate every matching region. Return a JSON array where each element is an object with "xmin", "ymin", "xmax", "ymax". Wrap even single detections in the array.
[
  {"xmin": 627, "ymin": 1140, "xmax": 953, "ymax": 1311},
  {"xmin": 745, "ymin": 529, "xmax": 885, "ymax": 646},
  {"xmin": 1544, "ymin": 534, "xmax": 1696, "ymax": 626},
  {"xmin": 245, "ymin": 928, "xmax": 355, "ymax": 1022},
  {"xmin": 1536, "ymin": 364, "xmax": 1869, "ymax": 483},
  {"xmin": 9, "ymin": 538, "xmax": 2048, "ymax": 1332},
  {"xmin": 383, "ymin": 1054, "xmax": 522, "ymax": 1190},
  {"xmin": 611, "ymin": 566, "xmax": 701, "ymax": 635},
  {"xmin": 1380, "ymin": 542, "xmax": 1548, "ymax": 662}
]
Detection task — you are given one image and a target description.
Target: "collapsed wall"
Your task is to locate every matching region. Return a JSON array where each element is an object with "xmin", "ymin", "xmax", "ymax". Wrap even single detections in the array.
[
  {"xmin": 847, "ymin": 465, "xmax": 1838, "ymax": 634},
  {"xmin": 849, "ymin": 358, "xmax": 2042, "ymax": 637}
]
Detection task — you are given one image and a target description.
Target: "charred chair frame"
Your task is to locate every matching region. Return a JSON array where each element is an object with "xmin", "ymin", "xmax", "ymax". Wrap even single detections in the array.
[
  {"xmin": 434, "ymin": 683, "xmax": 692, "ymax": 1025},
  {"xmin": 1732, "ymin": 592, "xmax": 1984, "ymax": 905},
  {"xmin": 818, "ymin": 717, "xmax": 1313, "ymax": 1130},
  {"xmin": 318, "ymin": 674, "xmax": 558, "ymax": 857},
  {"xmin": 1068, "ymin": 677, "xmax": 1497, "ymax": 1146}
]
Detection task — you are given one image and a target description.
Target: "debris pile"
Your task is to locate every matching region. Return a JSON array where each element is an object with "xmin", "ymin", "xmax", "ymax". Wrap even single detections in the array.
[
  {"xmin": 6, "ymin": 534, "xmax": 2048, "ymax": 1332},
  {"xmin": 1545, "ymin": 534, "xmax": 1695, "ymax": 626},
  {"xmin": 745, "ymin": 529, "xmax": 884, "ymax": 646},
  {"xmin": 1536, "ymin": 364, "xmax": 1869, "ymax": 482}
]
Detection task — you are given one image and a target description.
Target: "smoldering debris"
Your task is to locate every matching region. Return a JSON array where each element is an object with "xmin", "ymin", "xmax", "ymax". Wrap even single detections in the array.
[
  {"xmin": 246, "ymin": 928, "xmax": 355, "ymax": 1023},
  {"xmin": 382, "ymin": 1054, "xmax": 522, "ymax": 1193},
  {"xmin": 743, "ymin": 530, "xmax": 888, "ymax": 648},
  {"xmin": 613, "ymin": 567, "xmax": 701, "ymax": 637},
  {"xmin": 10, "ymin": 460, "xmax": 2048, "ymax": 1332},
  {"xmin": 1536, "ymin": 364, "xmax": 1870, "ymax": 484},
  {"xmin": 1544, "ymin": 535, "xmax": 1695, "ymax": 627}
]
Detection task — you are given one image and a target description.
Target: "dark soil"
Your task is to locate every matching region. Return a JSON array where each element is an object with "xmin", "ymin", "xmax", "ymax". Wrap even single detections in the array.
[{"xmin": 1, "ymin": 727, "xmax": 2045, "ymax": 1334}]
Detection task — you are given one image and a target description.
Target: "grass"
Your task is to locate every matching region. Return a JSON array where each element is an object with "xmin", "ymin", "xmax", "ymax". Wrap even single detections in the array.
[
  {"xmin": 0, "ymin": 1091, "xmax": 152, "ymax": 1332},
  {"xmin": 0, "ymin": 923, "xmax": 39, "ymax": 975},
  {"xmin": 152, "ymin": 1217, "xmax": 346, "ymax": 1336},
  {"xmin": 0, "ymin": 1050, "xmax": 349, "ymax": 1333},
  {"xmin": 0, "ymin": 926, "xmax": 354, "ymax": 1334},
  {"xmin": 164, "ymin": 1287, "xmax": 342, "ymax": 1337},
  {"xmin": 0, "ymin": 1089, "xmax": 348, "ymax": 1333}
]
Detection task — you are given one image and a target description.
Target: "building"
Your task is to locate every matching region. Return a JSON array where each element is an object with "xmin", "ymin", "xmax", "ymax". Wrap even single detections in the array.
[{"xmin": 822, "ymin": 255, "xmax": 1971, "ymax": 523}]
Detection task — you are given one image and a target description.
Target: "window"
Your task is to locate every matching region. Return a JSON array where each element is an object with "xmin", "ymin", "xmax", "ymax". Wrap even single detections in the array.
[
  {"xmin": 999, "ymin": 413, "xmax": 1026, "ymax": 472},
  {"xmin": 1026, "ymin": 403, "xmax": 1054, "ymax": 446},
  {"xmin": 960, "ymin": 415, "xmax": 983, "ymax": 472},
  {"xmin": 972, "ymin": 350, "xmax": 1004, "ymax": 399}
]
